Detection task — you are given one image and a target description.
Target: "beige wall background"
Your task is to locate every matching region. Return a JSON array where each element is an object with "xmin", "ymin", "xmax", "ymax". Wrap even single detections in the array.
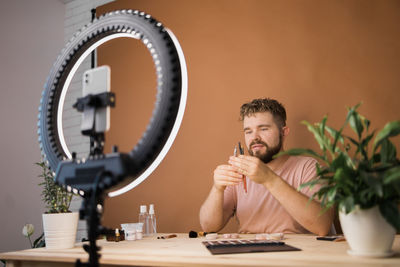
[
  {"xmin": 97, "ymin": 0, "xmax": 400, "ymax": 233},
  {"xmin": 0, "ymin": 0, "xmax": 65, "ymax": 252}
]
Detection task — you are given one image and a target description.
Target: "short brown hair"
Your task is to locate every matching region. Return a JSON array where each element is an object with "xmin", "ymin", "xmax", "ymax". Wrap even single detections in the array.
[{"xmin": 240, "ymin": 98, "xmax": 287, "ymax": 128}]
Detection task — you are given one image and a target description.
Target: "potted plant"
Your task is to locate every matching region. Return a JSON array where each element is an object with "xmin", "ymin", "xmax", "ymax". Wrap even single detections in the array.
[
  {"xmin": 279, "ymin": 103, "xmax": 400, "ymax": 257},
  {"xmin": 37, "ymin": 161, "xmax": 79, "ymax": 249}
]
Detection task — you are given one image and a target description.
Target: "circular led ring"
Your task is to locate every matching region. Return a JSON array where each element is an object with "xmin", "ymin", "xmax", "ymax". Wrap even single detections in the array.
[{"xmin": 38, "ymin": 10, "xmax": 188, "ymax": 196}]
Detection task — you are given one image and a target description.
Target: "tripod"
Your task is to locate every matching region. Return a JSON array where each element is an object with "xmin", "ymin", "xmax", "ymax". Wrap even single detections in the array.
[{"xmin": 73, "ymin": 92, "xmax": 115, "ymax": 267}]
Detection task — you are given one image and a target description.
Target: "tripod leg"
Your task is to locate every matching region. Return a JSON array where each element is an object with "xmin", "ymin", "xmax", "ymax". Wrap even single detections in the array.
[{"xmin": 76, "ymin": 171, "xmax": 109, "ymax": 267}]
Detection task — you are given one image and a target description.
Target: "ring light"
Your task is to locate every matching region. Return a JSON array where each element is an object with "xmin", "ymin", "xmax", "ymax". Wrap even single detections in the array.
[{"xmin": 37, "ymin": 10, "xmax": 188, "ymax": 197}]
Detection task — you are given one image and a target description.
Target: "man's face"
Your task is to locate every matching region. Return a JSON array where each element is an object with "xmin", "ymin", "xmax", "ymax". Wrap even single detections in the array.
[{"xmin": 243, "ymin": 112, "xmax": 284, "ymax": 163}]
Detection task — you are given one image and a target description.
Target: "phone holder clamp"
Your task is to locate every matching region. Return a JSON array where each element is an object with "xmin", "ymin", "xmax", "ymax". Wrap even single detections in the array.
[{"xmin": 73, "ymin": 92, "xmax": 115, "ymax": 156}]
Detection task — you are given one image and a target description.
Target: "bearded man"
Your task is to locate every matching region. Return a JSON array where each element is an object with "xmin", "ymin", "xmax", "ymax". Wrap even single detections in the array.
[{"xmin": 199, "ymin": 98, "xmax": 334, "ymax": 235}]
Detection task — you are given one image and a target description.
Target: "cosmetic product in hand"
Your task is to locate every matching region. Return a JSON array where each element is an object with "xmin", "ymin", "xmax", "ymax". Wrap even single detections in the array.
[
  {"xmin": 148, "ymin": 204, "xmax": 157, "ymax": 236},
  {"xmin": 139, "ymin": 205, "xmax": 149, "ymax": 236},
  {"xmin": 237, "ymin": 142, "xmax": 247, "ymax": 194}
]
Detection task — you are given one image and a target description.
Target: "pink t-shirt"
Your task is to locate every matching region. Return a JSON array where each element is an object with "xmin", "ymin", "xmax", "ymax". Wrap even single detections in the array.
[{"xmin": 223, "ymin": 156, "xmax": 319, "ymax": 234}]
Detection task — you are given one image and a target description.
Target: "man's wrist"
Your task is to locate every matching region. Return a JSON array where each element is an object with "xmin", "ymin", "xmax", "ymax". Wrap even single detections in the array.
[
  {"xmin": 212, "ymin": 184, "xmax": 226, "ymax": 193},
  {"xmin": 263, "ymin": 172, "xmax": 280, "ymax": 190}
]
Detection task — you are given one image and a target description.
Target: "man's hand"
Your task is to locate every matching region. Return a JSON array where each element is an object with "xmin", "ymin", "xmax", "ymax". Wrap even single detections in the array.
[
  {"xmin": 228, "ymin": 155, "xmax": 277, "ymax": 187},
  {"xmin": 213, "ymin": 165, "xmax": 243, "ymax": 191},
  {"xmin": 200, "ymin": 164, "xmax": 242, "ymax": 232}
]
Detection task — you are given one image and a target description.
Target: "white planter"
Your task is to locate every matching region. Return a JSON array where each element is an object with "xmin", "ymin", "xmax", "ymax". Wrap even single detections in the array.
[
  {"xmin": 339, "ymin": 205, "xmax": 396, "ymax": 257},
  {"xmin": 42, "ymin": 212, "xmax": 79, "ymax": 249}
]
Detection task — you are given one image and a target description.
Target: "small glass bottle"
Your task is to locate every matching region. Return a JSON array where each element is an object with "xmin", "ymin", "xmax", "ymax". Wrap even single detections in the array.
[
  {"xmin": 138, "ymin": 205, "xmax": 149, "ymax": 236},
  {"xmin": 148, "ymin": 204, "xmax": 157, "ymax": 236},
  {"xmin": 115, "ymin": 228, "xmax": 120, "ymax": 242},
  {"xmin": 136, "ymin": 223, "xmax": 143, "ymax": 240}
]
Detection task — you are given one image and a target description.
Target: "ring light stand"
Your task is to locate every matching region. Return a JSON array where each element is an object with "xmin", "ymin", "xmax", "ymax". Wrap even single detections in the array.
[{"xmin": 37, "ymin": 10, "xmax": 187, "ymax": 267}]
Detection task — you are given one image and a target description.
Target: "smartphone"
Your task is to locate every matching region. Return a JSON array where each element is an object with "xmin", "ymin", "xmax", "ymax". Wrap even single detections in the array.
[{"xmin": 82, "ymin": 65, "xmax": 111, "ymax": 133}]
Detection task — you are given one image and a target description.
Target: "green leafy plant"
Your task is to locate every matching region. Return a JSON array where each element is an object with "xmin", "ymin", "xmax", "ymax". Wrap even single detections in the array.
[
  {"xmin": 279, "ymin": 103, "xmax": 400, "ymax": 231},
  {"xmin": 37, "ymin": 161, "xmax": 74, "ymax": 213},
  {"xmin": 22, "ymin": 224, "xmax": 45, "ymax": 248}
]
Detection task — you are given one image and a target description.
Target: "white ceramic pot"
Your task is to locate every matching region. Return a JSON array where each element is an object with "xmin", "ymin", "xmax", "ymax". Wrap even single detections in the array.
[
  {"xmin": 42, "ymin": 212, "xmax": 79, "ymax": 249},
  {"xmin": 339, "ymin": 205, "xmax": 396, "ymax": 257}
]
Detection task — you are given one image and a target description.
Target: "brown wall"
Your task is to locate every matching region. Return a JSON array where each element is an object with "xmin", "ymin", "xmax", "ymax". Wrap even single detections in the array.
[{"xmin": 97, "ymin": 0, "xmax": 400, "ymax": 233}]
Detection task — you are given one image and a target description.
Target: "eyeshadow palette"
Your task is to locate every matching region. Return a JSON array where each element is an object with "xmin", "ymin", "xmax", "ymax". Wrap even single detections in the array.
[{"xmin": 202, "ymin": 239, "xmax": 301, "ymax": 255}]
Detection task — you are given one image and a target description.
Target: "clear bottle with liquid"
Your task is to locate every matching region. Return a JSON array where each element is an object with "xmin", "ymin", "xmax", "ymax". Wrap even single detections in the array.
[
  {"xmin": 148, "ymin": 204, "xmax": 157, "ymax": 236},
  {"xmin": 138, "ymin": 205, "xmax": 149, "ymax": 236}
]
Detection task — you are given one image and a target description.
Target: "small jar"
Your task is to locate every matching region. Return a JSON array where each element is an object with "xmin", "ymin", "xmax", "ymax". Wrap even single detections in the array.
[
  {"xmin": 125, "ymin": 229, "xmax": 137, "ymax": 241},
  {"xmin": 121, "ymin": 223, "xmax": 137, "ymax": 241}
]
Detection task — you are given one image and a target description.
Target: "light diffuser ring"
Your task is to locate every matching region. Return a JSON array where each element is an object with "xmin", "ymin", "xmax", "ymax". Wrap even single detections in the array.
[{"xmin": 38, "ymin": 10, "xmax": 187, "ymax": 196}]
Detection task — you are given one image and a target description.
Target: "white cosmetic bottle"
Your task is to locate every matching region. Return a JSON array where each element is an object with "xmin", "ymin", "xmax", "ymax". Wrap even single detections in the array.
[
  {"xmin": 148, "ymin": 204, "xmax": 157, "ymax": 236},
  {"xmin": 138, "ymin": 205, "xmax": 149, "ymax": 236}
]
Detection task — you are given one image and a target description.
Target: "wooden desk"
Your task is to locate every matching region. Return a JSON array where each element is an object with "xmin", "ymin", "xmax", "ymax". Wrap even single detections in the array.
[{"xmin": 1, "ymin": 234, "xmax": 399, "ymax": 266}]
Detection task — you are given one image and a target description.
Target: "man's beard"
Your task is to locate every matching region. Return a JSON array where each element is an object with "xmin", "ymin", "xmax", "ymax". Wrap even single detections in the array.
[{"xmin": 248, "ymin": 135, "xmax": 283, "ymax": 164}]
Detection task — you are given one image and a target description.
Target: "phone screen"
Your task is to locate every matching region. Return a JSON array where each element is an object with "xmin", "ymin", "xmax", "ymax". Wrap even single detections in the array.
[{"xmin": 82, "ymin": 65, "xmax": 111, "ymax": 133}]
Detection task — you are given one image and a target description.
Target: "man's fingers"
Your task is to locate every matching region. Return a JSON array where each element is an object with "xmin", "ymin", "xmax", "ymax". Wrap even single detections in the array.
[
  {"xmin": 216, "ymin": 165, "xmax": 243, "ymax": 178},
  {"xmin": 215, "ymin": 171, "xmax": 242, "ymax": 180},
  {"xmin": 214, "ymin": 165, "xmax": 243, "ymax": 181},
  {"xmin": 238, "ymin": 155, "xmax": 260, "ymax": 164},
  {"xmin": 228, "ymin": 157, "xmax": 250, "ymax": 174},
  {"xmin": 215, "ymin": 176, "xmax": 241, "ymax": 188},
  {"xmin": 228, "ymin": 156, "xmax": 249, "ymax": 167},
  {"xmin": 233, "ymin": 155, "xmax": 263, "ymax": 171},
  {"xmin": 217, "ymin": 164, "xmax": 239, "ymax": 171},
  {"xmin": 218, "ymin": 177, "xmax": 242, "ymax": 184}
]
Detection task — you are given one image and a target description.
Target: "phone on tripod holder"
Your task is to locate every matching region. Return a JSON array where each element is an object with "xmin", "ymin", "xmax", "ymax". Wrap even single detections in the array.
[{"xmin": 81, "ymin": 66, "xmax": 110, "ymax": 134}]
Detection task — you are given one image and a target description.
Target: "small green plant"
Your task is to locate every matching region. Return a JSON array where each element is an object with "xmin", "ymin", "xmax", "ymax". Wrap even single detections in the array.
[
  {"xmin": 22, "ymin": 224, "xmax": 45, "ymax": 248},
  {"xmin": 37, "ymin": 161, "xmax": 73, "ymax": 213},
  {"xmin": 279, "ymin": 103, "xmax": 400, "ymax": 231}
]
